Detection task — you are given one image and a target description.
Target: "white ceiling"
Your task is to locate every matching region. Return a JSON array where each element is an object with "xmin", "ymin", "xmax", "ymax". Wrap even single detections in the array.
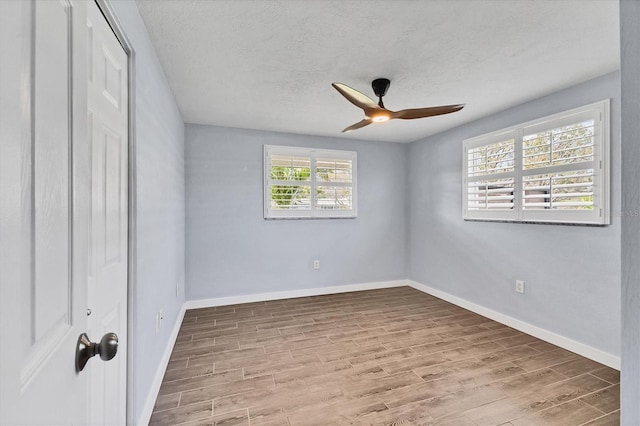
[{"xmin": 135, "ymin": 0, "xmax": 620, "ymax": 143}]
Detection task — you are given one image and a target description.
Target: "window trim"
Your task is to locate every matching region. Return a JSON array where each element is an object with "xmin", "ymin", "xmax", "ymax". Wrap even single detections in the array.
[
  {"xmin": 462, "ymin": 100, "xmax": 610, "ymax": 225},
  {"xmin": 263, "ymin": 145, "xmax": 358, "ymax": 219}
]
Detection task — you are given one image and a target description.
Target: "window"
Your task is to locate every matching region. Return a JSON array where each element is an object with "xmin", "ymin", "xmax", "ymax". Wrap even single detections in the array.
[
  {"xmin": 463, "ymin": 100, "xmax": 610, "ymax": 225},
  {"xmin": 264, "ymin": 145, "xmax": 357, "ymax": 219}
]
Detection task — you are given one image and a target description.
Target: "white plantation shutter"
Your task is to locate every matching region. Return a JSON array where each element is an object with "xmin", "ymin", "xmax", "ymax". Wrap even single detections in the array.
[
  {"xmin": 268, "ymin": 152, "xmax": 312, "ymax": 215},
  {"xmin": 464, "ymin": 131, "xmax": 518, "ymax": 221},
  {"xmin": 264, "ymin": 145, "xmax": 357, "ymax": 219},
  {"xmin": 463, "ymin": 100, "xmax": 610, "ymax": 225},
  {"xmin": 520, "ymin": 106, "xmax": 605, "ymax": 223}
]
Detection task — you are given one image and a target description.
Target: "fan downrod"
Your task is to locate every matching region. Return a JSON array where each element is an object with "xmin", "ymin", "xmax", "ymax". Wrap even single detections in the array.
[{"xmin": 372, "ymin": 78, "xmax": 390, "ymax": 108}]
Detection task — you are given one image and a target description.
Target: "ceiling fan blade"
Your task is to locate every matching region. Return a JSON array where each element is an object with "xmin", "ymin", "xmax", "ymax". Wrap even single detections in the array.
[
  {"xmin": 392, "ymin": 104, "xmax": 465, "ymax": 120},
  {"xmin": 332, "ymin": 83, "xmax": 379, "ymax": 111},
  {"xmin": 342, "ymin": 119, "xmax": 372, "ymax": 133}
]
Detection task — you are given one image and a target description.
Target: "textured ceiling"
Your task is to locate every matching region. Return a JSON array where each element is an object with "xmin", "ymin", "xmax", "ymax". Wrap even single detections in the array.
[{"xmin": 135, "ymin": 0, "xmax": 619, "ymax": 143}]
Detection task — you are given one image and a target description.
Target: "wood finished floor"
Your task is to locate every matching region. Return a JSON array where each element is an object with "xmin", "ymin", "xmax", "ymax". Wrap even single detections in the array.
[{"xmin": 150, "ymin": 287, "xmax": 620, "ymax": 426}]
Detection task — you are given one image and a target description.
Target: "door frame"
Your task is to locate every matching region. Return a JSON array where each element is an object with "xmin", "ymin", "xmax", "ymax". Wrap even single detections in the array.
[{"xmin": 92, "ymin": 1, "xmax": 137, "ymax": 424}]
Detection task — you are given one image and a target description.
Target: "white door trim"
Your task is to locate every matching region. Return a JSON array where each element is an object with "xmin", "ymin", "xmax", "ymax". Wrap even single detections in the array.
[{"xmin": 92, "ymin": 1, "xmax": 137, "ymax": 423}]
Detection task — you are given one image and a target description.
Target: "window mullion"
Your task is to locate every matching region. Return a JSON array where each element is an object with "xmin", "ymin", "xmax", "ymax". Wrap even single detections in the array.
[
  {"xmin": 264, "ymin": 147, "xmax": 272, "ymax": 218},
  {"xmin": 310, "ymin": 151, "xmax": 317, "ymax": 218},
  {"xmin": 514, "ymin": 128, "xmax": 523, "ymax": 221},
  {"xmin": 462, "ymin": 144, "xmax": 468, "ymax": 219}
]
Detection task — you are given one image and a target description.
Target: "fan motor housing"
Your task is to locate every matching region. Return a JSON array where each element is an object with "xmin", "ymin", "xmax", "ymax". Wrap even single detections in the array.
[{"xmin": 372, "ymin": 78, "xmax": 390, "ymax": 97}]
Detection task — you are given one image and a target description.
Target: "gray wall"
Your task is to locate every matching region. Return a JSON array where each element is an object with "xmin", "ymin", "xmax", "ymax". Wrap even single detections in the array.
[
  {"xmin": 109, "ymin": 1, "xmax": 185, "ymax": 424},
  {"xmin": 620, "ymin": 0, "xmax": 640, "ymax": 423},
  {"xmin": 185, "ymin": 125, "xmax": 406, "ymax": 300},
  {"xmin": 408, "ymin": 72, "xmax": 621, "ymax": 358}
]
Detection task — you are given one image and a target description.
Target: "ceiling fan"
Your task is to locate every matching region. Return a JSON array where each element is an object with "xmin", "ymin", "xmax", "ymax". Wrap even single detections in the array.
[{"xmin": 331, "ymin": 78, "xmax": 465, "ymax": 133}]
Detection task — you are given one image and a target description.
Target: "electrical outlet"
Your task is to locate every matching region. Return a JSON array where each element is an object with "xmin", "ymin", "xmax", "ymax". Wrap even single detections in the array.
[
  {"xmin": 156, "ymin": 309, "xmax": 164, "ymax": 333},
  {"xmin": 515, "ymin": 280, "xmax": 525, "ymax": 294},
  {"xmin": 313, "ymin": 260, "xmax": 320, "ymax": 270}
]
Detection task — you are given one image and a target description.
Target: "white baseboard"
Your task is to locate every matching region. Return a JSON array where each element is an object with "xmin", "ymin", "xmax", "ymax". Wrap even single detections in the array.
[
  {"xmin": 137, "ymin": 303, "xmax": 186, "ymax": 426},
  {"xmin": 184, "ymin": 279, "xmax": 407, "ymax": 310},
  {"xmin": 407, "ymin": 280, "xmax": 620, "ymax": 370}
]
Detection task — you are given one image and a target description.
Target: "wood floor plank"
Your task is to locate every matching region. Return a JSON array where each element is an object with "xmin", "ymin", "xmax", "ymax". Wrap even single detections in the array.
[
  {"xmin": 465, "ymin": 327, "xmax": 522, "ymax": 344},
  {"xmin": 421, "ymin": 383, "xmax": 507, "ymax": 420},
  {"xmin": 590, "ymin": 366, "xmax": 620, "ymax": 384},
  {"xmin": 285, "ymin": 395, "xmax": 388, "ymax": 425},
  {"xmin": 159, "ymin": 370, "xmax": 244, "ymax": 396},
  {"xmin": 338, "ymin": 371, "xmax": 424, "ymax": 399},
  {"xmin": 153, "ymin": 393, "xmax": 181, "ymax": 412},
  {"xmin": 510, "ymin": 399, "xmax": 604, "ymax": 426},
  {"xmin": 272, "ymin": 359, "xmax": 353, "ymax": 385},
  {"xmin": 495, "ymin": 334, "xmax": 541, "ymax": 348},
  {"xmin": 527, "ymin": 340, "xmax": 563, "ymax": 353},
  {"xmin": 215, "ymin": 383, "xmax": 346, "ymax": 419},
  {"xmin": 179, "ymin": 375, "xmax": 275, "ymax": 407},
  {"xmin": 436, "ymin": 341, "xmax": 505, "ymax": 362},
  {"xmin": 535, "ymin": 374, "xmax": 612, "ymax": 406},
  {"xmin": 549, "ymin": 357, "xmax": 608, "ymax": 378},
  {"xmin": 187, "ymin": 347, "xmax": 267, "ymax": 368},
  {"xmin": 263, "ymin": 335, "xmax": 332, "ymax": 353},
  {"xmin": 173, "ymin": 408, "xmax": 250, "ymax": 426},
  {"xmin": 247, "ymin": 405, "xmax": 289, "ymax": 426},
  {"xmin": 189, "ymin": 325, "xmax": 260, "ymax": 341},
  {"xmin": 304, "ymin": 365, "xmax": 390, "ymax": 393},
  {"xmin": 379, "ymin": 352, "xmax": 451, "ymax": 375},
  {"xmin": 289, "ymin": 340, "xmax": 361, "ymax": 358},
  {"xmin": 149, "ymin": 400, "xmax": 212, "ymax": 425},
  {"xmin": 316, "ymin": 343, "xmax": 388, "ymax": 363},
  {"xmin": 213, "ymin": 350, "xmax": 293, "ymax": 373},
  {"xmin": 497, "ymin": 368, "xmax": 568, "ymax": 396},
  {"xmin": 296, "ymin": 323, "xmax": 362, "ymax": 338},
  {"xmin": 453, "ymin": 361, "xmax": 526, "ymax": 389},
  {"xmin": 170, "ymin": 342, "xmax": 241, "ymax": 362},
  {"xmin": 475, "ymin": 345, "xmax": 542, "ymax": 366},
  {"xmin": 382, "ymin": 380, "xmax": 457, "ymax": 409},
  {"xmin": 580, "ymin": 384, "xmax": 620, "ymax": 414},
  {"xmin": 242, "ymin": 354, "xmax": 322, "ymax": 378},
  {"xmin": 461, "ymin": 393, "xmax": 552, "ymax": 426},
  {"xmin": 512, "ymin": 349, "xmax": 580, "ymax": 372},
  {"xmin": 408, "ymin": 337, "xmax": 469, "ymax": 355},
  {"xmin": 359, "ymin": 398, "xmax": 434, "ymax": 424},
  {"xmin": 581, "ymin": 410, "xmax": 620, "ymax": 426},
  {"xmin": 346, "ymin": 347, "xmax": 416, "ymax": 369},
  {"xmin": 163, "ymin": 363, "xmax": 215, "ymax": 383}
]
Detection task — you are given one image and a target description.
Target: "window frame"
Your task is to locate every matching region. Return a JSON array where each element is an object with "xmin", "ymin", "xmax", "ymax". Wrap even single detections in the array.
[
  {"xmin": 462, "ymin": 100, "xmax": 610, "ymax": 225},
  {"xmin": 263, "ymin": 145, "xmax": 358, "ymax": 219}
]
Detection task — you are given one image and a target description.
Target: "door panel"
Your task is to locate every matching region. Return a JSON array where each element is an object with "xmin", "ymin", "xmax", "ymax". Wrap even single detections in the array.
[
  {"xmin": 104, "ymin": 127, "xmax": 124, "ymax": 265},
  {"xmin": 0, "ymin": 0, "xmax": 90, "ymax": 424},
  {"xmin": 32, "ymin": 0, "xmax": 71, "ymax": 350},
  {"xmin": 87, "ymin": 0, "xmax": 129, "ymax": 423}
]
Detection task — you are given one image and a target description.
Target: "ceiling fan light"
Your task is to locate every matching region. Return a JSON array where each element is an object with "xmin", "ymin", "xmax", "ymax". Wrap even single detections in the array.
[{"xmin": 371, "ymin": 114, "xmax": 390, "ymax": 123}]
